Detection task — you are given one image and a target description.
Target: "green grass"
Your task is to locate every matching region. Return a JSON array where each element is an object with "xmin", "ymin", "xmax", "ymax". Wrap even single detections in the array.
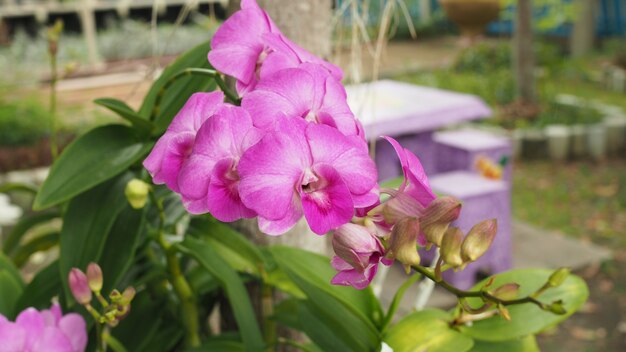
[{"xmin": 512, "ymin": 160, "xmax": 626, "ymax": 247}]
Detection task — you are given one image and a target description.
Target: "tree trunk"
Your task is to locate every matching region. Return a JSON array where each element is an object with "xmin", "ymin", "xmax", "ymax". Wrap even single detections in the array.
[
  {"xmin": 513, "ymin": 0, "xmax": 536, "ymax": 104},
  {"xmin": 571, "ymin": 0, "xmax": 597, "ymax": 57}
]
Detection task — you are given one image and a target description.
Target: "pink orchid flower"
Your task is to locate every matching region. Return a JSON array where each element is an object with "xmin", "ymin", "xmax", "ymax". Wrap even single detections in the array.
[
  {"xmin": 238, "ymin": 118, "xmax": 378, "ymax": 235},
  {"xmin": 242, "ymin": 63, "xmax": 361, "ymax": 138},
  {"xmin": 177, "ymin": 105, "xmax": 264, "ymax": 221},
  {"xmin": 383, "ymin": 136, "xmax": 436, "ymax": 208},
  {"xmin": 330, "ymin": 223, "xmax": 392, "ymax": 290},
  {"xmin": 143, "ymin": 92, "xmax": 225, "ymax": 193},
  {"xmin": 0, "ymin": 303, "xmax": 87, "ymax": 352},
  {"xmin": 208, "ymin": 0, "xmax": 342, "ymax": 95}
]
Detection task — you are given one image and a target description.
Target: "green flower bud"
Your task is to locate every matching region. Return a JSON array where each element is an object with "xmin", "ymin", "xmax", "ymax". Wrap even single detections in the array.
[
  {"xmin": 386, "ymin": 217, "xmax": 421, "ymax": 272},
  {"xmin": 547, "ymin": 268, "xmax": 570, "ymax": 288},
  {"xmin": 440, "ymin": 227, "xmax": 464, "ymax": 268},
  {"xmin": 547, "ymin": 300, "xmax": 567, "ymax": 315},
  {"xmin": 125, "ymin": 179, "xmax": 150, "ymax": 209},
  {"xmin": 86, "ymin": 262, "xmax": 103, "ymax": 292},
  {"xmin": 460, "ymin": 219, "xmax": 497, "ymax": 262}
]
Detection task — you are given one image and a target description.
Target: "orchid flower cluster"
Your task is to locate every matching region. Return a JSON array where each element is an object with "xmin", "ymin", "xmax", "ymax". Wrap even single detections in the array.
[
  {"xmin": 0, "ymin": 304, "xmax": 87, "ymax": 352},
  {"xmin": 144, "ymin": 0, "xmax": 497, "ymax": 290}
]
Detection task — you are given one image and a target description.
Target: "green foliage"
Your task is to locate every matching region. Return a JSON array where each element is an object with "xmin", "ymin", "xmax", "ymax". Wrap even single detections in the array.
[
  {"xmin": 454, "ymin": 42, "xmax": 512, "ymax": 74},
  {"xmin": 0, "ymin": 96, "xmax": 50, "ymax": 146},
  {"xmin": 384, "ymin": 309, "xmax": 474, "ymax": 352},
  {"xmin": 33, "ymin": 124, "xmax": 152, "ymax": 210}
]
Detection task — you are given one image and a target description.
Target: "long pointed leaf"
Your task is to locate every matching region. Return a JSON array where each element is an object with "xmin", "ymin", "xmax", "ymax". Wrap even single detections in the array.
[
  {"xmin": 94, "ymin": 98, "xmax": 154, "ymax": 133},
  {"xmin": 175, "ymin": 237, "xmax": 265, "ymax": 352}
]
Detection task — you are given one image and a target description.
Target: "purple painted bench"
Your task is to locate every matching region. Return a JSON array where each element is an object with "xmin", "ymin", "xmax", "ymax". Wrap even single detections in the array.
[
  {"xmin": 346, "ymin": 80, "xmax": 492, "ymax": 180},
  {"xmin": 433, "ymin": 129, "xmax": 512, "ymax": 183},
  {"xmin": 422, "ymin": 171, "xmax": 512, "ymax": 290}
]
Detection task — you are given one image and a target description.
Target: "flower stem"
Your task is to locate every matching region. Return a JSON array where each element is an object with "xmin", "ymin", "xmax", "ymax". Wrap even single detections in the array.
[
  {"xmin": 102, "ymin": 328, "xmax": 128, "ymax": 352},
  {"xmin": 150, "ymin": 68, "xmax": 240, "ymax": 122},
  {"xmin": 150, "ymin": 191, "xmax": 201, "ymax": 347},
  {"xmin": 48, "ymin": 42, "xmax": 59, "ymax": 160},
  {"xmin": 410, "ymin": 265, "xmax": 551, "ymax": 311}
]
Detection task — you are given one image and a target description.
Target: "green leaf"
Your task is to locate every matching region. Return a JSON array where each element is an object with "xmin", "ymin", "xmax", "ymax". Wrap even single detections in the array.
[
  {"xmin": 0, "ymin": 270, "xmax": 23, "ymax": 317},
  {"xmin": 15, "ymin": 260, "xmax": 63, "ymax": 313},
  {"xmin": 0, "ymin": 252, "xmax": 23, "ymax": 289},
  {"xmin": 138, "ymin": 41, "xmax": 216, "ymax": 133},
  {"xmin": 188, "ymin": 217, "xmax": 265, "ymax": 275},
  {"xmin": 381, "ymin": 273, "xmax": 421, "ymax": 331},
  {"xmin": 112, "ymin": 291, "xmax": 166, "ymax": 351},
  {"xmin": 98, "ymin": 205, "xmax": 146, "ymax": 293},
  {"xmin": 470, "ymin": 335, "xmax": 539, "ymax": 352},
  {"xmin": 175, "ymin": 237, "xmax": 265, "ymax": 352},
  {"xmin": 34, "ymin": 125, "xmax": 152, "ymax": 210},
  {"xmin": 94, "ymin": 98, "xmax": 154, "ymax": 133},
  {"xmin": 268, "ymin": 246, "xmax": 382, "ymax": 325},
  {"xmin": 141, "ymin": 321, "xmax": 184, "ymax": 352},
  {"xmin": 269, "ymin": 246, "xmax": 381, "ymax": 351},
  {"xmin": 59, "ymin": 174, "xmax": 132, "ymax": 302},
  {"xmin": 384, "ymin": 309, "xmax": 474, "ymax": 352},
  {"xmin": 186, "ymin": 339, "xmax": 244, "ymax": 352},
  {"xmin": 12, "ymin": 231, "xmax": 59, "ymax": 268},
  {"xmin": 458, "ymin": 269, "xmax": 589, "ymax": 342},
  {"xmin": 3, "ymin": 210, "xmax": 60, "ymax": 255}
]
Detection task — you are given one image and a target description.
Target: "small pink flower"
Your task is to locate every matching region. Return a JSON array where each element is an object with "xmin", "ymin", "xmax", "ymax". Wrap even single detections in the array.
[
  {"xmin": 242, "ymin": 63, "xmax": 361, "ymax": 138},
  {"xmin": 177, "ymin": 105, "xmax": 264, "ymax": 221},
  {"xmin": 143, "ymin": 92, "xmax": 225, "ymax": 192},
  {"xmin": 238, "ymin": 118, "xmax": 378, "ymax": 235},
  {"xmin": 330, "ymin": 224, "xmax": 392, "ymax": 290},
  {"xmin": 0, "ymin": 303, "xmax": 87, "ymax": 352}
]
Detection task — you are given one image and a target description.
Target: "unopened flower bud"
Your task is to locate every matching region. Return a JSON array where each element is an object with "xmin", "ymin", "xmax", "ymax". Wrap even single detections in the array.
[
  {"xmin": 125, "ymin": 179, "xmax": 150, "ymax": 209},
  {"xmin": 547, "ymin": 268, "xmax": 570, "ymax": 288},
  {"xmin": 87, "ymin": 262, "xmax": 103, "ymax": 292},
  {"xmin": 547, "ymin": 300, "xmax": 567, "ymax": 315},
  {"xmin": 420, "ymin": 197, "xmax": 462, "ymax": 246},
  {"xmin": 492, "ymin": 283, "xmax": 520, "ymax": 301},
  {"xmin": 109, "ymin": 289, "xmax": 122, "ymax": 304},
  {"xmin": 461, "ymin": 219, "xmax": 497, "ymax": 262},
  {"xmin": 121, "ymin": 286, "xmax": 136, "ymax": 305},
  {"xmin": 386, "ymin": 217, "xmax": 421, "ymax": 272},
  {"xmin": 382, "ymin": 192, "xmax": 424, "ymax": 225},
  {"xmin": 68, "ymin": 268, "xmax": 92, "ymax": 305},
  {"xmin": 332, "ymin": 224, "xmax": 382, "ymax": 271},
  {"xmin": 440, "ymin": 227, "xmax": 464, "ymax": 268}
]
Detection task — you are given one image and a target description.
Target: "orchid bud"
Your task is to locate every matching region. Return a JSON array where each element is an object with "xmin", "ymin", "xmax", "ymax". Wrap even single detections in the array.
[
  {"xmin": 382, "ymin": 192, "xmax": 424, "ymax": 225},
  {"xmin": 332, "ymin": 224, "xmax": 381, "ymax": 271},
  {"xmin": 460, "ymin": 219, "xmax": 497, "ymax": 262},
  {"xmin": 547, "ymin": 268, "xmax": 570, "ymax": 288},
  {"xmin": 420, "ymin": 197, "xmax": 461, "ymax": 246},
  {"xmin": 68, "ymin": 268, "xmax": 92, "ymax": 305},
  {"xmin": 121, "ymin": 286, "xmax": 136, "ymax": 305},
  {"xmin": 87, "ymin": 262, "xmax": 103, "ymax": 292},
  {"xmin": 386, "ymin": 217, "xmax": 421, "ymax": 272},
  {"xmin": 109, "ymin": 289, "xmax": 122, "ymax": 303},
  {"xmin": 124, "ymin": 179, "xmax": 150, "ymax": 209},
  {"xmin": 440, "ymin": 227, "xmax": 464, "ymax": 268},
  {"xmin": 492, "ymin": 283, "xmax": 520, "ymax": 301},
  {"xmin": 547, "ymin": 300, "xmax": 567, "ymax": 315}
]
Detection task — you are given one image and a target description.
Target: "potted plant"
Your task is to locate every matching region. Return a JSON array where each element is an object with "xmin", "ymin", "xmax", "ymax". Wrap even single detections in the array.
[{"xmin": 439, "ymin": 0, "xmax": 501, "ymax": 41}]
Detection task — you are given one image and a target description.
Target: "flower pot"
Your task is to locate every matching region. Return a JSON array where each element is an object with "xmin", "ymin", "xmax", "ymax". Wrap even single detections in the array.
[
  {"xmin": 545, "ymin": 125, "xmax": 571, "ymax": 161},
  {"xmin": 439, "ymin": 0, "xmax": 501, "ymax": 40},
  {"xmin": 521, "ymin": 129, "xmax": 547, "ymax": 160},
  {"xmin": 570, "ymin": 124, "xmax": 588, "ymax": 159},
  {"xmin": 604, "ymin": 115, "xmax": 626, "ymax": 155},
  {"xmin": 587, "ymin": 124, "xmax": 607, "ymax": 161}
]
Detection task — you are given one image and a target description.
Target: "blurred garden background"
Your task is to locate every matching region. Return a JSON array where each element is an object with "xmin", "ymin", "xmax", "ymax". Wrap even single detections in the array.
[{"xmin": 0, "ymin": 0, "xmax": 624, "ymax": 350}]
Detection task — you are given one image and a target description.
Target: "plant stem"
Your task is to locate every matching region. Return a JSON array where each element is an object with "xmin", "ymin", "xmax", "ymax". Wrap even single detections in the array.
[
  {"xmin": 48, "ymin": 45, "xmax": 58, "ymax": 160},
  {"xmin": 102, "ymin": 329, "xmax": 128, "ymax": 352},
  {"xmin": 150, "ymin": 191, "xmax": 201, "ymax": 347},
  {"xmin": 260, "ymin": 268, "xmax": 276, "ymax": 348},
  {"xmin": 410, "ymin": 265, "xmax": 550, "ymax": 310},
  {"xmin": 150, "ymin": 68, "xmax": 239, "ymax": 122}
]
